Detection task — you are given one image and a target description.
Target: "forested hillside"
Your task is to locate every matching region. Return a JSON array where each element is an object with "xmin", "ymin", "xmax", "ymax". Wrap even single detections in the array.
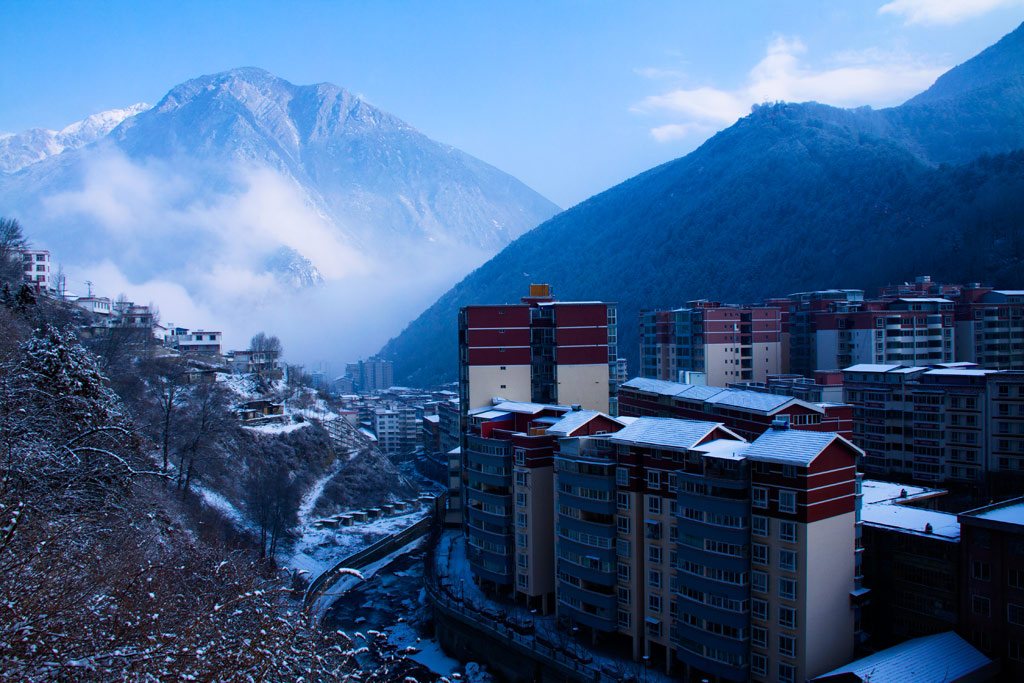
[{"xmin": 380, "ymin": 22, "xmax": 1024, "ymax": 386}]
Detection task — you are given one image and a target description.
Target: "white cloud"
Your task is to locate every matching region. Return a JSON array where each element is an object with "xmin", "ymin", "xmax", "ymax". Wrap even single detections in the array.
[
  {"xmin": 634, "ymin": 35, "xmax": 947, "ymax": 143},
  {"xmin": 878, "ymin": 0, "xmax": 1023, "ymax": 25}
]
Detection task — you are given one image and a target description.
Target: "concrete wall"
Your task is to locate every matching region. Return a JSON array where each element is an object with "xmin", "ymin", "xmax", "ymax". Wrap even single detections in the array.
[
  {"xmin": 468, "ymin": 365, "xmax": 531, "ymax": 410},
  {"xmin": 802, "ymin": 511, "xmax": 856, "ymax": 679},
  {"xmin": 555, "ymin": 364, "xmax": 610, "ymax": 413}
]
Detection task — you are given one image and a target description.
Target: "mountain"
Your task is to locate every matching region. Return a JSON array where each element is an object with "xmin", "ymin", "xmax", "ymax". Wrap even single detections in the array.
[
  {"xmin": 380, "ymin": 22, "xmax": 1024, "ymax": 387},
  {"xmin": 0, "ymin": 103, "xmax": 150, "ymax": 173},
  {"xmin": 0, "ymin": 68, "xmax": 559, "ymax": 360}
]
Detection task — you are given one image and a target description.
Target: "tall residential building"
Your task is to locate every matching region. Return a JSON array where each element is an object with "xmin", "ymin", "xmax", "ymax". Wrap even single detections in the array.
[
  {"xmin": 357, "ymin": 357, "xmax": 394, "ymax": 393},
  {"xmin": 550, "ymin": 417, "xmax": 862, "ymax": 681},
  {"xmin": 639, "ymin": 301, "xmax": 783, "ymax": 387},
  {"xmin": 459, "ymin": 284, "xmax": 617, "ymax": 415},
  {"xmin": 843, "ymin": 364, "xmax": 1024, "ymax": 490},
  {"xmin": 958, "ymin": 497, "xmax": 1024, "ymax": 679},
  {"xmin": 463, "ymin": 400, "xmax": 622, "ymax": 608},
  {"xmin": 955, "ymin": 287, "xmax": 1024, "ymax": 370},
  {"xmin": 455, "ymin": 285, "xmax": 617, "ymax": 524},
  {"xmin": 789, "ymin": 292, "xmax": 955, "ymax": 375},
  {"xmin": 618, "ymin": 377, "xmax": 852, "ymax": 441}
]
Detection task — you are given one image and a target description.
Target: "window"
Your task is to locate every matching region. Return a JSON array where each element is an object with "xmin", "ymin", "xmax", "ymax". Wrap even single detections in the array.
[
  {"xmin": 648, "ymin": 593, "xmax": 662, "ymax": 613},
  {"xmin": 779, "ymin": 490, "xmax": 797, "ymax": 514},
  {"xmin": 778, "ymin": 635, "xmax": 796, "ymax": 657},
  {"xmin": 648, "ymin": 545, "xmax": 662, "ymax": 564},
  {"xmin": 648, "ymin": 569, "xmax": 662, "ymax": 589},
  {"xmin": 753, "ymin": 486, "xmax": 768, "ymax": 508},
  {"xmin": 515, "ymin": 471, "xmax": 526, "ymax": 486},
  {"xmin": 779, "ymin": 578, "xmax": 797, "ymax": 600},
  {"xmin": 973, "ymin": 561, "xmax": 992, "ymax": 581},
  {"xmin": 972, "ymin": 595, "xmax": 990, "ymax": 617},
  {"xmin": 616, "ymin": 538, "xmax": 630, "ymax": 557},
  {"xmin": 779, "ymin": 606, "xmax": 797, "ymax": 628},
  {"xmin": 514, "ymin": 450, "xmax": 525, "ymax": 466},
  {"xmin": 1009, "ymin": 603, "xmax": 1024, "ymax": 626},
  {"xmin": 752, "ymin": 515, "xmax": 769, "ymax": 537},
  {"xmin": 645, "ymin": 619, "xmax": 662, "ymax": 638},
  {"xmin": 647, "ymin": 496, "xmax": 662, "ymax": 514},
  {"xmin": 617, "ymin": 563, "xmax": 630, "ymax": 581},
  {"xmin": 1010, "ymin": 569, "xmax": 1024, "ymax": 589},
  {"xmin": 779, "ymin": 550, "xmax": 797, "ymax": 572},
  {"xmin": 752, "ymin": 570, "xmax": 768, "ymax": 593},
  {"xmin": 616, "ymin": 515, "xmax": 630, "ymax": 534},
  {"xmin": 751, "ymin": 653, "xmax": 768, "ymax": 677},
  {"xmin": 616, "ymin": 492, "xmax": 630, "ymax": 510},
  {"xmin": 516, "ymin": 512, "xmax": 527, "ymax": 528},
  {"xmin": 752, "ymin": 543, "xmax": 769, "ymax": 565},
  {"xmin": 752, "ymin": 598, "xmax": 768, "ymax": 621},
  {"xmin": 616, "ymin": 467, "xmax": 629, "ymax": 486},
  {"xmin": 517, "ymin": 554, "xmax": 528, "ymax": 569},
  {"xmin": 778, "ymin": 662, "xmax": 796, "ymax": 683},
  {"xmin": 647, "ymin": 470, "xmax": 660, "ymax": 488},
  {"xmin": 779, "ymin": 521, "xmax": 797, "ymax": 542},
  {"xmin": 515, "ymin": 492, "xmax": 528, "ymax": 506},
  {"xmin": 517, "ymin": 533, "xmax": 528, "ymax": 548},
  {"xmin": 752, "ymin": 626, "xmax": 768, "ymax": 648},
  {"xmin": 617, "ymin": 610, "xmax": 630, "ymax": 628},
  {"xmin": 617, "ymin": 586, "xmax": 631, "ymax": 604}
]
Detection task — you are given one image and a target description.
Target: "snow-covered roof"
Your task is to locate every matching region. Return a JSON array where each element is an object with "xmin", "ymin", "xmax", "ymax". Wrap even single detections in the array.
[
  {"xmin": 843, "ymin": 363, "xmax": 904, "ymax": 373},
  {"xmin": 546, "ymin": 410, "xmax": 621, "ymax": 437},
  {"xmin": 923, "ymin": 368, "xmax": 994, "ymax": 377},
  {"xmin": 620, "ymin": 377, "xmax": 688, "ymax": 396},
  {"xmin": 862, "ymin": 502, "xmax": 960, "ymax": 541},
  {"xmin": 744, "ymin": 429, "xmax": 853, "ymax": 466},
  {"xmin": 814, "ymin": 631, "xmax": 991, "ymax": 682},
  {"xmin": 490, "ymin": 400, "xmax": 563, "ymax": 415},
  {"xmin": 970, "ymin": 500, "xmax": 1024, "ymax": 526},
  {"xmin": 861, "ymin": 479, "xmax": 942, "ymax": 506},
  {"xmin": 423, "ymin": 415, "xmax": 440, "ymax": 424},
  {"xmin": 677, "ymin": 384, "xmax": 725, "ymax": 401},
  {"xmin": 992, "ymin": 290, "xmax": 1024, "ymax": 295},
  {"xmin": 703, "ymin": 389, "xmax": 798, "ymax": 414},
  {"xmin": 609, "ymin": 417, "xmax": 733, "ymax": 451},
  {"xmin": 470, "ymin": 409, "xmax": 511, "ymax": 420},
  {"xmin": 896, "ymin": 297, "xmax": 952, "ymax": 303},
  {"xmin": 694, "ymin": 439, "xmax": 749, "ymax": 461}
]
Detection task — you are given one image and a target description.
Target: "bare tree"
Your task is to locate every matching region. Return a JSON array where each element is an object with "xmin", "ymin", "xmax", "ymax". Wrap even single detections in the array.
[
  {"xmin": 141, "ymin": 356, "xmax": 189, "ymax": 472},
  {"xmin": 176, "ymin": 382, "xmax": 235, "ymax": 497},
  {"xmin": 0, "ymin": 217, "xmax": 27, "ymax": 287}
]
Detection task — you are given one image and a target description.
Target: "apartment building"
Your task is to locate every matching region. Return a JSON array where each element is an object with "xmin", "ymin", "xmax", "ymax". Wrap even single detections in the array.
[
  {"xmin": 20, "ymin": 249, "xmax": 53, "ymax": 291},
  {"xmin": 843, "ymin": 364, "xmax": 1024, "ymax": 489},
  {"xmin": 639, "ymin": 301, "xmax": 783, "ymax": 387},
  {"xmin": 167, "ymin": 328, "xmax": 222, "ymax": 354},
  {"xmin": 955, "ymin": 287, "xmax": 1024, "ymax": 370},
  {"xmin": 958, "ymin": 497, "xmax": 1024, "ymax": 680},
  {"xmin": 356, "ymin": 357, "xmax": 395, "ymax": 393},
  {"xmin": 859, "ymin": 480, "xmax": 961, "ymax": 648},
  {"xmin": 548, "ymin": 417, "xmax": 862, "ymax": 681},
  {"xmin": 455, "ymin": 285, "xmax": 617, "ymax": 524},
  {"xmin": 459, "ymin": 284, "xmax": 617, "ymax": 415},
  {"xmin": 618, "ymin": 377, "xmax": 852, "ymax": 441},
  {"xmin": 372, "ymin": 406, "xmax": 419, "ymax": 456}
]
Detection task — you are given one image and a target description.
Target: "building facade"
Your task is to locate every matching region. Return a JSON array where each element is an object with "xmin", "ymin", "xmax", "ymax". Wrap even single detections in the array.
[
  {"xmin": 619, "ymin": 377, "xmax": 853, "ymax": 441},
  {"xmin": 843, "ymin": 364, "xmax": 1024, "ymax": 489},
  {"xmin": 20, "ymin": 249, "xmax": 53, "ymax": 291},
  {"xmin": 639, "ymin": 302, "xmax": 784, "ymax": 388}
]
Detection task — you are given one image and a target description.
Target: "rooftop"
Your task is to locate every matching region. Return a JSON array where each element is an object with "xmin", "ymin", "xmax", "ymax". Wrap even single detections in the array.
[
  {"xmin": 694, "ymin": 438, "xmax": 750, "ymax": 461},
  {"xmin": 962, "ymin": 497, "xmax": 1024, "ymax": 527},
  {"xmin": 609, "ymin": 417, "xmax": 735, "ymax": 452},
  {"xmin": 861, "ymin": 479, "xmax": 959, "ymax": 540},
  {"xmin": 743, "ymin": 428, "xmax": 851, "ymax": 466},
  {"xmin": 813, "ymin": 631, "xmax": 992, "ymax": 683},
  {"xmin": 545, "ymin": 409, "xmax": 621, "ymax": 437}
]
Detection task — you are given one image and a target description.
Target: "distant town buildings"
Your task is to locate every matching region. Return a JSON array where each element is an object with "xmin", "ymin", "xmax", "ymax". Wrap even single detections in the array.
[
  {"xmin": 843, "ymin": 363, "xmax": 1024, "ymax": 490},
  {"xmin": 20, "ymin": 249, "xmax": 54, "ymax": 291}
]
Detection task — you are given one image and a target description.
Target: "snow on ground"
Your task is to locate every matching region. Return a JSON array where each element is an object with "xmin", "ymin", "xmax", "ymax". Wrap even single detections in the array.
[
  {"xmin": 284, "ymin": 506, "xmax": 430, "ymax": 577},
  {"xmin": 297, "ymin": 458, "xmax": 346, "ymax": 527},
  {"xmin": 310, "ymin": 536, "xmax": 427, "ymax": 617},
  {"xmin": 387, "ymin": 622, "xmax": 461, "ymax": 677},
  {"xmin": 243, "ymin": 421, "xmax": 310, "ymax": 435},
  {"xmin": 195, "ymin": 485, "xmax": 256, "ymax": 532},
  {"xmin": 435, "ymin": 530, "xmax": 672, "ymax": 682}
]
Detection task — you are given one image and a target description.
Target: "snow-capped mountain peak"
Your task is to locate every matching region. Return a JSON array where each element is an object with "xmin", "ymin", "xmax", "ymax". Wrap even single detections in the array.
[{"xmin": 0, "ymin": 102, "xmax": 150, "ymax": 173}]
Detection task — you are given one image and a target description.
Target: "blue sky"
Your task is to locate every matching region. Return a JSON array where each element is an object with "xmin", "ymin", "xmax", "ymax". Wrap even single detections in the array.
[{"xmin": 2, "ymin": 0, "xmax": 1022, "ymax": 207}]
